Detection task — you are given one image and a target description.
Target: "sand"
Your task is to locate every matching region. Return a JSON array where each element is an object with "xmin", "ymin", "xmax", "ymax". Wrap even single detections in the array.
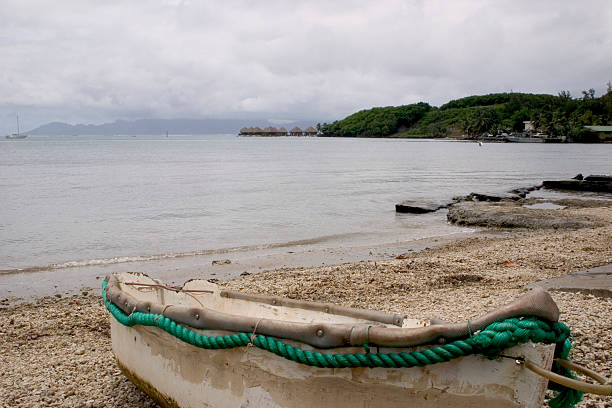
[{"xmin": 1, "ymin": 199, "xmax": 611, "ymax": 407}]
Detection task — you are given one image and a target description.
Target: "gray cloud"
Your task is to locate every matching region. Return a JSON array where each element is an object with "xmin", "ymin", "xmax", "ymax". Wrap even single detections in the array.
[{"xmin": 1, "ymin": 0, "xmax": 611, "ymax": 133}]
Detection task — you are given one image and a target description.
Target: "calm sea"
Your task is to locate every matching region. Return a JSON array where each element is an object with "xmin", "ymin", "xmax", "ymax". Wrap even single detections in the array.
[{"xmin": 1, "ymin": 135, "xmax": 611, "ymax": 296}]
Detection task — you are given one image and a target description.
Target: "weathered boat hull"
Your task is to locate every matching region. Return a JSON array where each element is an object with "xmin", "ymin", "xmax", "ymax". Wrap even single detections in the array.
[{"xmin": 111, "ymin": 320, "xmax": 554, "ymax": 408}]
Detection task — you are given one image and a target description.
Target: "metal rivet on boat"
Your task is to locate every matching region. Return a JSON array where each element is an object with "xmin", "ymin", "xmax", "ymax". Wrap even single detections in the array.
[
  {"xmin": 272, "ymin": 300, "xmax": 277, "ymax": 305},
  {"xmin": 147, "ymin": 306, "xmax": 150, "ymax": 312},
  {"xmin": 195, "ymin": 313, "xmax": 199, "ymax": 320},
  {"xmin": 438, "ymin": 337, "xmax": 446, "ymax": 344},
  {"xmin": 324, "ymin": 307, "xmax": 329, "ymax": 313},
  {"xmin": 316, "ymin": 329, "xmax": 324, "ymax": 337}
]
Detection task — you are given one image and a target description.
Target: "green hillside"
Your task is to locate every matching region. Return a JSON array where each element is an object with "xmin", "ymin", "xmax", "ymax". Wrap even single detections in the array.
[
  {"xmin": 319, "ymin": 85, "xmax": 612, "ymax": 142},
  {"xmin": 319, "ymin": 103, "xmax": 431, "ymax": 137}
]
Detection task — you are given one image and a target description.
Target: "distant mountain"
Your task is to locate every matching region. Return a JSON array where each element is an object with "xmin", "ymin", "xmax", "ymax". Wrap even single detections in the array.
[{"xmin": 27, "ymin": 118, "xmax": 319, "ymax": 136}]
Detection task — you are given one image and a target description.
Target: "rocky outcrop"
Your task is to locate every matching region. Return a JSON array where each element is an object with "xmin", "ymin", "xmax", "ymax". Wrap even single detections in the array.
[
  {"xmin": 395, "ymin": 200, "xmax": 455, "ymax": 214},
  {"xmin": 467, "ymin": 192, "xmax": 522, "ymax": 202},
  {"xmin": 508, "ymin": 185, "xmax": 542, "ymax": 198},
  {"xmin": 584, "ymin": 175, "xmax": 612, "ymax": 182},
  {"xmin": 395, "ymin": 184, "xmax": 543, "ymax": 214},
  {"xmin": 542, "ymin": 179, "xmax": 612, "ymax": 193},
  {"xmin": 447, "ymin": 201, "xmax": 601, "ymax": 229},
  {"xmin": 543, "ymin": 174, "xmax": 612, "ymax": 193},
  {"xmin": 527, "ymin": 264, "xmax": 612, "ymax": 298},
  {"xmin": 465, "ymin": 185, "xmax": 541, "ymax": 202}
]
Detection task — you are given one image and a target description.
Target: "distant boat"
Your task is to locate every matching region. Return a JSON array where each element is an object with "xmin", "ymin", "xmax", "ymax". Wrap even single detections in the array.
[
  {"xmin": 505, "ymin": 133, "xmax": 544, "ymax": 143},
  {"xmin": 6, "ymin": 114, "xmax": 27, "ymax": 139}
]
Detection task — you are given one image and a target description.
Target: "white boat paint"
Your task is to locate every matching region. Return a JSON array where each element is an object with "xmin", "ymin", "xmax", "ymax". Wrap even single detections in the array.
[{"xmin": 109, "ymin": 273, "xmax": 554, "ymax": 407}]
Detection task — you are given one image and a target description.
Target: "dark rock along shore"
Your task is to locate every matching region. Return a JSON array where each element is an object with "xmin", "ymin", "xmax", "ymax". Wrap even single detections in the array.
[{"xmin": 396, "ymin": 174, "xmax": 610, "ymax": 215}]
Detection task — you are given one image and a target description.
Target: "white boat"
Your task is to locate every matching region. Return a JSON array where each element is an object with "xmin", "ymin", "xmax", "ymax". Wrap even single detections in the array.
[
  {"xmin": 5, "ymin": 114, "xmax": 27, "ymax": 139},
  {"xmin": 104, "ymin": 272, "xmax": 576, "ymax": 408},
  {"xmin": 505, "ymin": 133, "xmax": 544, "ymax": 143}
]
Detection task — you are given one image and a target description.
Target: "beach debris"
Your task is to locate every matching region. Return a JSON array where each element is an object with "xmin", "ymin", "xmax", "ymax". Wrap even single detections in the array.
[{"xmin": 212, "ymin": 259, "xmax": 231, "ymax": 266}]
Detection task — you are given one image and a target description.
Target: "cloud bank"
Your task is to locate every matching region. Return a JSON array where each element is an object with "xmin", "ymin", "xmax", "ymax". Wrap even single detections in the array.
[{"xmin": 1, "ymin": 0, "xmax": 611, "ymax": 132}]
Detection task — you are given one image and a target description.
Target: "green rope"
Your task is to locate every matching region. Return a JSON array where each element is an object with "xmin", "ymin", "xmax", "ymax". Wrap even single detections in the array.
[{"xmin": 102, "ymin": 281, "xmax": 582, "ymax": 407}]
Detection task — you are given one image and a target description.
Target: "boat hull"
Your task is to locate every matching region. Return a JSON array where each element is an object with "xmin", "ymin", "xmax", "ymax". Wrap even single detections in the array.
[
  {"xmin": 505, "ymin": 136, "xmax": 544, "ymax": 143},
  {"xmin": 111, "ymin": 320, "xmax": 554, "ymax": 408}
]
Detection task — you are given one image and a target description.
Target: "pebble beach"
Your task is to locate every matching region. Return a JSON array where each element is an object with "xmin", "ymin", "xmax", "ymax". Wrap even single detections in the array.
[{"xmin": 1, "ymin": 199, "xmax": 611, "ymax": 407}]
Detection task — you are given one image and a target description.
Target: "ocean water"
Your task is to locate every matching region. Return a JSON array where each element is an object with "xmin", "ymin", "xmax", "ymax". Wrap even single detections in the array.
[{"xmin": 1, "ymin": 135, "xmax": 611, "ymax": 296}]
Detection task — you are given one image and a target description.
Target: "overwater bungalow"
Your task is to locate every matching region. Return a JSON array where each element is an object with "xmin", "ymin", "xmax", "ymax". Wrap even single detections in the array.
[
  {"xmin": 262, "ymin": 126, "xmax": 276, "ymax": 136},
  {"xmin": 304, "ymin": 126, "xmax": 317, "ymax": 136},
  {"xmin": 238, "ymin": 125, "xmax": 317, "ymax": 137},
  {"xmin": 290, "ymin": 127, "xmax": 303, "ymax": 136}
]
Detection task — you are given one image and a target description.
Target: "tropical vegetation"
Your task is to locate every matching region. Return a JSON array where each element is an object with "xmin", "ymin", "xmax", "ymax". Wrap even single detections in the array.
[{"xmin": 319, "ymin": 82, "xmax": 612, "ymax": 142}]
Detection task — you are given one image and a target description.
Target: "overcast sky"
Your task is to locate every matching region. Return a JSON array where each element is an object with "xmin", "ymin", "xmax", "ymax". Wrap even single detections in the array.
[{"xmin": 1, "ymin": 0, "xmax": 611, "ymax": 133}]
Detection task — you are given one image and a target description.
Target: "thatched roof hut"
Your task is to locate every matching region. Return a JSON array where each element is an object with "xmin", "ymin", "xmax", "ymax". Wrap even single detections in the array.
[
  {"xmin": 262, "ymin": 126, "xmax": 276, "ymax": 136},
  {"xmin": 304, "ymin": 126, "xmax": 317, "ymax": 135},
  {"xmin": 239, "ymin": 126, "xmax": 295, "ymax": 136}
]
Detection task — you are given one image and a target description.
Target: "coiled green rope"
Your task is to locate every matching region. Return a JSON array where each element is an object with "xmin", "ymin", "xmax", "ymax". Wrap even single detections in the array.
[{"xmin": 102, "ymin": 281, "xmax": 582, "ymax": 407}]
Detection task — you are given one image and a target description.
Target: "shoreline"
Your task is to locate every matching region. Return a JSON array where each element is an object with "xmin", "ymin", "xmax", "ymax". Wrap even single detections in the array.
[
  {"xmin": 0, "ymin": 224, "xmax": 475, "ymax": 304},
  {"xmin": 1, "ymin": 198, "xmax": 611, "ymax": 407}
]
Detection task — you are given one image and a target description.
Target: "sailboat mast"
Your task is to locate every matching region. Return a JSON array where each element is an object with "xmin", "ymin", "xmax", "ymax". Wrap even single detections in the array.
[{"xmin": 16, "ymin": 114, "xmax": 20, "ymax": 136}]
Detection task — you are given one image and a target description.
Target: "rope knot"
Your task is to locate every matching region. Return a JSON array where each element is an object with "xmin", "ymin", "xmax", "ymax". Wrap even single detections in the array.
[{"xmin": 248, "ymin": 319, "xmax": 262, "ymax": 348}]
